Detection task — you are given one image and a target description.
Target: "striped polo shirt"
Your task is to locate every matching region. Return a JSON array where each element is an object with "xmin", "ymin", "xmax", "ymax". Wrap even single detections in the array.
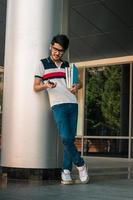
[{"xmin": 35, "ymin": 57, "xmax": 77, "ymax": 107}]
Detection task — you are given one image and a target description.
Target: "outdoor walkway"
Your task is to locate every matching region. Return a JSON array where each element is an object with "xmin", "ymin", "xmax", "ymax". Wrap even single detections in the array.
[{"xmin": 0, "ymin": 157, "xmax": 133, "ymax": 200}]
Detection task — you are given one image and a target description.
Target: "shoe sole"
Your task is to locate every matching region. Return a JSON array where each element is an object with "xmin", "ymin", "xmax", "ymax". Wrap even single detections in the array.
[
  {"xmin": 74, "ymin": 176, "xmax": 90, "ymax": 184},
  {"xmin": 61, "ymin": 180, "xmax": 74, "ymax": 185}
]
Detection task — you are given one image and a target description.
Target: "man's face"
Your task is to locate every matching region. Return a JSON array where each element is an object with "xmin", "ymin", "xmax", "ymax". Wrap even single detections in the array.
[{"xmin": 50, "ymin": 43, "xmax": 64, "ymax": 62}]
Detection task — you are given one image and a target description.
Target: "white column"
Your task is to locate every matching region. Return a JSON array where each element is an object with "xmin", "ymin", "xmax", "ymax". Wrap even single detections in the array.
[{"xmin": 1, "ymin": 0, "xmax": 64, "ymax": 168}]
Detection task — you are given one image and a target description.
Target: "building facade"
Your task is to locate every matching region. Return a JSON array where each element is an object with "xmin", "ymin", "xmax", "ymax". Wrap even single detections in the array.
[{"xmin": 0, "ymin": 0, "xmax": 133, "ymax": 172}]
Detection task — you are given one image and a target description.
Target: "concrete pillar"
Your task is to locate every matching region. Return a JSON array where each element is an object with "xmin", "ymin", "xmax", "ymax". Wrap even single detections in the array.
[{"xmin": 1, "ymin": 0, "xmax": 65, "ymax": 168}]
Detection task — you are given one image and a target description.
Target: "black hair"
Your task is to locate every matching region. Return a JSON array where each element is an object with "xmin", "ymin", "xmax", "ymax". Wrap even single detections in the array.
[{"xmin": 51, "ymin": 34, "xmax": 69, "ymax": 50}]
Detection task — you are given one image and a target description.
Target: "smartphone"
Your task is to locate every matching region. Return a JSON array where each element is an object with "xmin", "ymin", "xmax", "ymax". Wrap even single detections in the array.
[{"xmin": 48, "ymin": 80, "xmax": 55, "ymax": 85}]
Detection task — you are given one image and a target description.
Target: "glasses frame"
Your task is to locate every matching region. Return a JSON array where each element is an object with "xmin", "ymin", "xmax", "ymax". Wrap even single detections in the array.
[{"xmin": 51, "ymin": 46, "xmax": 64, "ymax": 55}]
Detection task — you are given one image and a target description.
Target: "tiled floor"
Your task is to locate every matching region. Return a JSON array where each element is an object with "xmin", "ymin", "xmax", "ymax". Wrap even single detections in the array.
[{"xmin": 0, "ymin": 157, "xmax": 133, "ymax": 200}]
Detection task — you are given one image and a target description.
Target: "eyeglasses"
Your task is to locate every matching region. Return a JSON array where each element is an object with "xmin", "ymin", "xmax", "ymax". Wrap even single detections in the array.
[{"xmin": 51, "ymin": 46, "xmax": 64, "ymax": 55}]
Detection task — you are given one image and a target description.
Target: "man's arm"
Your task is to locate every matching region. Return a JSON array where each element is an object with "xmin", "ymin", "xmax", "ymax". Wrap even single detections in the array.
[
  {"xmin": 77, "ymin": 79, "xmax": 82, "ymax": 89},
  {"xmin": 33, "ymin": 78, "xmax": 56, "ymax": 92},
  {"xmin": 70, "ymin": 71, "xmax": 82, "ymax": 94}
]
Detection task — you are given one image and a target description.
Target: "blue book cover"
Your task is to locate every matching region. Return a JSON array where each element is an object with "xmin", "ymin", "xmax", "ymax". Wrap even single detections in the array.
[
  {"xmin": 72, "ymin": 64, "xmax": 78, "ymax": 84},
  {"xmin": 65, "ymin": 63, "xmax": 79, "ymax": 88}
]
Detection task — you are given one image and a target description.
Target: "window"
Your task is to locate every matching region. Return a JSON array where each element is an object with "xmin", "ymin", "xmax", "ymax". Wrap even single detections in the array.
[{"xmin": 76, "ymin": 63, "xmax": 133, "ymax": 159}]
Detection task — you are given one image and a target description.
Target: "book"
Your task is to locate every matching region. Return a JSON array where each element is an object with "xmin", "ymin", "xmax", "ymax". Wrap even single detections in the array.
[{"xmin": 65, "ymin": 63, "xmax": 78, "ymax": 88}]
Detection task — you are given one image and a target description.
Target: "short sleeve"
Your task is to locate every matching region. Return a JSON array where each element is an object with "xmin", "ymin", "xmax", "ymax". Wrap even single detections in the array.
[{"xmin": 34, "ymin": 61, "xmax": 45, "ymax": 79}]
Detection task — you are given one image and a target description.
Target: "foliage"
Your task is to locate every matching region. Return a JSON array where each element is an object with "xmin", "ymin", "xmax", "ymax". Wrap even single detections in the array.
[
  {"xmin": 86, "ymin": 65, "xmax": 121, "ymax": 134},
  {"xmin": 101, "ymin": 66, "xmax": 121, "ymax": 129}
]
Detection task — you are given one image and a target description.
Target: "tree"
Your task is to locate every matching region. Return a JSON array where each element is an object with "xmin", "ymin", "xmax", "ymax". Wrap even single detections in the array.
[
  {"xmin": 101, "ymin": 66, "xmax": 121, "ymax": 131},
  {"xmin": 85, "ymin": 65, "xmax": 121, "ymax": 135},
  {"xmin": 86, "ymin": 69, "xmax": 105, "ymax": 129}
]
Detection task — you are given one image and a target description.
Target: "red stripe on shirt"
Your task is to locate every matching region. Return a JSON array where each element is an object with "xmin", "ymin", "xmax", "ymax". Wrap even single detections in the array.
[{"xmin": 43, "ymin": 72, "xmax": 66, "ymax": 79}]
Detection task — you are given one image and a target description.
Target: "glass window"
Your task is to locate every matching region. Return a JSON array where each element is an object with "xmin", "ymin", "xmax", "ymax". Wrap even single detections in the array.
[
  {"xmin": 132, "ymin": 140, "xmax": 133, "ymax": 158},
  {"xmin": 75, "ymin": 137, "xmax": 82, "ymax": 153},
  {"xmin": 131, "ymin": 66, "xmax": 133, "ymax": 137},
  {"xmin": 84, "ymin": 64, "xmax": 130, "ymax": 137},
  {"xmin": 83, "ymin": 138, "xmax": 128, "ymax": 158}
]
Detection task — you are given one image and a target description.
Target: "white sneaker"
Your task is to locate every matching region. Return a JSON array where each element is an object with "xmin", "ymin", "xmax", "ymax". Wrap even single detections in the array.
[
  {"xmin": 77, "ymin": 164, "xmax": 89, "ymax": 184},
  {"xmin": 61, "ymin": 169, "xmax": 73, "ymax": 185}
]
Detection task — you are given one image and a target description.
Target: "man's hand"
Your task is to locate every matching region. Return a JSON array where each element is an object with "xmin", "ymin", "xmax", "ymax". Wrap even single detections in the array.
[
  {"xmin": 70, "ymin": 84, "xmax": 80, "ymax": 94},
  {"xmin": 45, "ymin": 80, "xmax": 57, "ymax": 88},
  {"xmin": 33, "ymin": 78, "xmax": 56, "ymax": 92}
]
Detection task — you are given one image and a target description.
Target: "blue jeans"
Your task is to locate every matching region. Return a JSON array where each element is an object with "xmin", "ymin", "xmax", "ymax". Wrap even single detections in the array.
[{"xmin": 52, "ymin": 103, "xmax": 84, "ymax": 171}]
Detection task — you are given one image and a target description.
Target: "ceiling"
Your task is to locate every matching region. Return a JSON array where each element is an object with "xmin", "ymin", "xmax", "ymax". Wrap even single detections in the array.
[
  {"xmin": 0, "ymin": 0, "xmax": 133, "ymax": 65},
  {"xmin": 69, "ymin": 0, "xmax": 133, "ymax": 62}
]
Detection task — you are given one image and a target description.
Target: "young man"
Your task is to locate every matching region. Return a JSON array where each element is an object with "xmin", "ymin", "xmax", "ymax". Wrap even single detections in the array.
[{"xmin": 34, "ymin": 34, "xmax": 89, "ymax": 184}]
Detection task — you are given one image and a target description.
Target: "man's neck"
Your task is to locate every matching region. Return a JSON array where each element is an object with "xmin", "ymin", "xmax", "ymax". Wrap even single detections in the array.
[{"xmin": 50, "ymin": 56, "xmax": 63, "ymax": 68}]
